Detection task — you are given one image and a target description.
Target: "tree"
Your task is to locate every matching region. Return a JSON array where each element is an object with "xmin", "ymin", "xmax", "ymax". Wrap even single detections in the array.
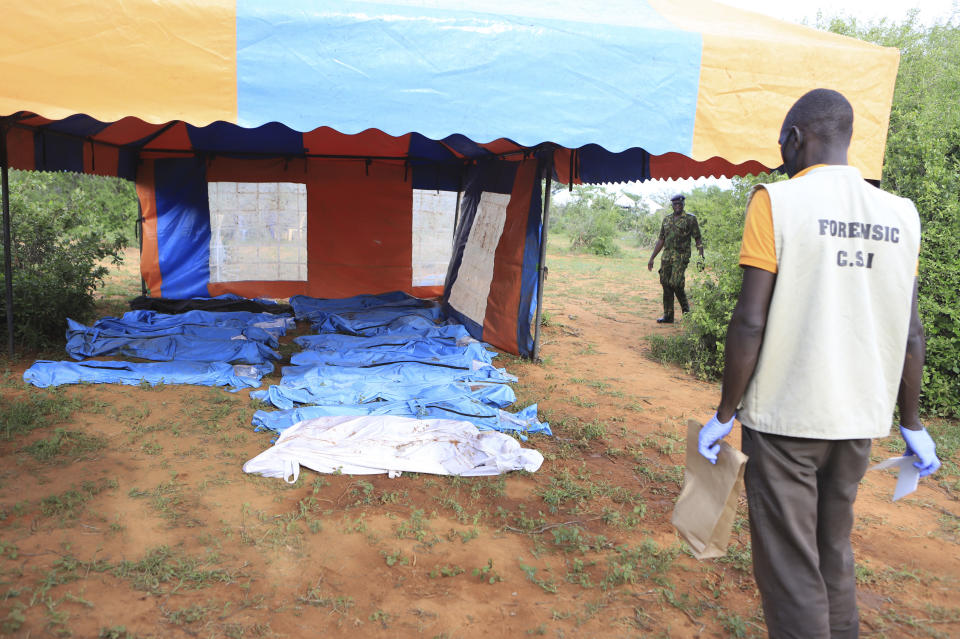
[
  {"xmin": 0, "ymin": 171, "xmax": 134, "ymax": 349},
  {"xmin": 550, "ymin": 185, "xmax": 624, "ymax": 256},
  {"xmin": 824, "ymin": 13, "xmax": 960, "ymax": 417}
]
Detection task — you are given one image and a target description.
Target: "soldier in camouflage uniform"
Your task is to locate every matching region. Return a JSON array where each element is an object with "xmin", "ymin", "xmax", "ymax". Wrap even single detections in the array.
[{"xmin": 647, "ymin": 194, "xmax": 704, "ymax": 323}]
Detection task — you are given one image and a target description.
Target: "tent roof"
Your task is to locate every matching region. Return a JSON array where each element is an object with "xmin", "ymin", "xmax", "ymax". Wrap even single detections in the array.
[{"xmin": 1, "ymin": 0, "xmax": 900, "ymax": 180}]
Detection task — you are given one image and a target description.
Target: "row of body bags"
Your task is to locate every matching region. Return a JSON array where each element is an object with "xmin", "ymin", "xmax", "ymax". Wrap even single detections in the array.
[
  {"xmin": 245, "ymin": 292, "xmax": 550, "ymax": 477},
  {"xmin": 21, "ymin": 290, "xmax": 549, "ymax": 477},
  {"xmin": 24, "ymin": 308, "xmax": 294, "ymax": 389}
]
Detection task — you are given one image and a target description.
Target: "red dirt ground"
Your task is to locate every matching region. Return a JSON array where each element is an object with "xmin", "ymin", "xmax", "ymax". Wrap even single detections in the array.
[{"xmin": 0, "ymin": 248, "xmax": 956, "ymax": 638}]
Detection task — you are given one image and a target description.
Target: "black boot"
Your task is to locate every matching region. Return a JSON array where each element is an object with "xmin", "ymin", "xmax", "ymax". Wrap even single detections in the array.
[
  {"xmin": 676, "ymin": 288, "xmax": 690, "ymax": 315},
  {"xmin": 659, "ymin": 286, "xmax": 675, "ymax": 323}
]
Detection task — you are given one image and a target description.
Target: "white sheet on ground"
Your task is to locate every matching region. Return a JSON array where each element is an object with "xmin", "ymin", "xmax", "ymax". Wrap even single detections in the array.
[{"xmin": 242, "ymin": 415, "xmax": 544, "ymax": 483}]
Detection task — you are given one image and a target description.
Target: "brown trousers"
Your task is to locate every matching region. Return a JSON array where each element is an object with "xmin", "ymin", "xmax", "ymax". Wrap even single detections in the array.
[{"xmin": 742, "ymin": 426, "xmax": 871, "ymax": 639}]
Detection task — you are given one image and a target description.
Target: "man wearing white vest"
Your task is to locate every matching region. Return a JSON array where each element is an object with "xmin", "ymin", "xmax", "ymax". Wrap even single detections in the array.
[{"xmin": 697, "ymin": 89, "xmax": 941, "ymax": 638}]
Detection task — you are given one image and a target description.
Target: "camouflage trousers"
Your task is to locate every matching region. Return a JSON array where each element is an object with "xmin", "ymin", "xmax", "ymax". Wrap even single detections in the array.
[{"xmin": 658, "ymin": 257, "xmax": 690, "ymax": 321}]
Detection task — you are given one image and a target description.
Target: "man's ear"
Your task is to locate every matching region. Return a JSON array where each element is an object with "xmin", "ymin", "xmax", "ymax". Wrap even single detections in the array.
[{"xmin": 790, "ymin": 125, "xmax": 803, "ymax": 149}]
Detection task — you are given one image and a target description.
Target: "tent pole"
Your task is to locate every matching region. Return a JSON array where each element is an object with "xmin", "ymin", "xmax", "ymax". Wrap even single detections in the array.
[
  {"xmin": 452, "ymin": 168, "xmax": 463, "ymax": 249},
  {"xmin": 531, "ymin": 168, "xmax": 553, "ymax": 362},
  {"xmin": 1, "ymin": 123, "xmax": 13, "ymax": 357}
]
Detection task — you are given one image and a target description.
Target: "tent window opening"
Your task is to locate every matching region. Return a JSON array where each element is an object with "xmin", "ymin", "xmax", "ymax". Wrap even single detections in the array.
[
  {"xmin": 208, "ymin": 182, "xmax": 308, "ymax": 283},
  {"xmin": 412, "ymin": 189, "xmax": 457, "ymax": 287}
]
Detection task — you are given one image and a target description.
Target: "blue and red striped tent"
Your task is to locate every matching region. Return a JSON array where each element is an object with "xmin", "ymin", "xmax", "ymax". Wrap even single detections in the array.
[{"xmin": 1, "ymin": 0, "xmax": 900, "ymax": 356}]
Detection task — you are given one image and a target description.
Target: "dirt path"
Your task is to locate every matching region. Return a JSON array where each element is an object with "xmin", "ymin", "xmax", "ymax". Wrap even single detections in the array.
[{"xmin": 0, "ymin": 247, "xmax": 956, "ymax": 638}]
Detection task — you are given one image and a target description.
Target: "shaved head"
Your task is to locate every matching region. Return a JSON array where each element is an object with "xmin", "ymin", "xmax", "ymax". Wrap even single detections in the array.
[{"xmin": 781, "ymin": 89, "xmax": 854, "ymax": 145}]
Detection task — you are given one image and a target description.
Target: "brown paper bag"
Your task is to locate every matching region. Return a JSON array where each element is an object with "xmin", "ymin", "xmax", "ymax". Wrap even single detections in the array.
[{"xmin": 671, "ymin": 419, "xmax": 748, "ymax": 559}]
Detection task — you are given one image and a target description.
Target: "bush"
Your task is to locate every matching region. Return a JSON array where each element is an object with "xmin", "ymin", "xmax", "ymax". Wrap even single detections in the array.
[
  {"xmin": 634, "ymin": 207, "xmax": 666, "ymax": 250},
  {"xmin": 826, "ymin": 15, "xmax": 960, "ymax": 417},
  {"xmin": 647, "ymin": 174, "xmax": 784, "ymax": 379},
  {"xmin": 550, "ymin": 186, "xmax": 625, "ymax": 256},
  {"xmin": 0, "ymin": 171, "xmax": 130, "ymax": 349}
]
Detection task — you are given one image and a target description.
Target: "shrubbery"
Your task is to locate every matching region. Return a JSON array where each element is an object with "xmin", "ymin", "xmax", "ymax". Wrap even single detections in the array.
[
  {"xmin": 0, "ymin": 171, "xmax": 133, "ymax": 349},
  {"xmin": 647, "ymin": 175, "xmax": 783, "ymax": 378},
  {"xmin": 650, "ymin": 14, "xmax": 960, "ymax": 419},
  {"xmin": 827, "ymin": 15, "xmax": 960, "ymax": 418},
  {"xmin": 550, "ymin": 186, "xmax": 630, "ymax": 256}
]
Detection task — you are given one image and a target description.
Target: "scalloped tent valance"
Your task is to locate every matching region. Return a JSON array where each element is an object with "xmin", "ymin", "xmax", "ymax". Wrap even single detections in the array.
[{"xmin": 1, "ymin": 0, "xmax": 899, "ymax": 181}]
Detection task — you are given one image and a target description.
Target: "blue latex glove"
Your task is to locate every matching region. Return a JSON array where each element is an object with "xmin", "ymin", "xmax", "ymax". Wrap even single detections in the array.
[
  {"xmin": 699, "ymin": 412, "xmax": 736, "ymax": 464},
  {"xmin": 900, "ymin": 426, "xmax": 941, "ymax": 478}
]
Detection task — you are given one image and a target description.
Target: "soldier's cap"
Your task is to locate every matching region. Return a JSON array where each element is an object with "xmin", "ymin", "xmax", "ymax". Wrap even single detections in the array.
[{"xmin": 670, "ymin": 194, "xmax": 685, "ymax": 202}]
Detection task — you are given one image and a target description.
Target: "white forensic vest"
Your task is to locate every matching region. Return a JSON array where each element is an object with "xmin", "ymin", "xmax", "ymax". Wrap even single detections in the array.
[{"xmin": 738, "ymin": 165, "xmax": 921, "ymax": 440}]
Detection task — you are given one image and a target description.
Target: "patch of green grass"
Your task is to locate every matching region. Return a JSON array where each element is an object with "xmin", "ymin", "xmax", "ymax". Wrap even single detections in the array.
[
  {"xmin": 567, "ymin": 396, "xmax": 598, "ymax": 408},
  {"xmin": 31, "ymin": 552, "xmax": 111, "ymax": 606},
  {"xmin": 856, "ymin": 559, "xmax": 927, "ymax": 587},
  {"xmin": 718, "ymin": 612, "xmax": 749, "ymax": 638},
  {"xmin": 519, "ymin": 563, "xmax": 558, "ymax": 593},
  {"xmin": 472, "ymin": 558, "xmax": 502, "ymax": 584},
  {"xmin": 297, "ymin": 583, "xmax": 354, "ymax": 614},
  {"xmin": 113, "ymin": 545, "xmax": 239, "ymax": 595},
  {"xmin": 369, "ymin": 609, "xmax": 391, "ymax": 628},
  {"xmin": 381, "ymin": 549, "xmax": 410, "ymax": 567},
  {"xmin": 646, "ymin": 333, "xmax": 699, "ymax": 374},
  {"xmin": 549, "ymin": 526, "xmax": 612, "ymax": 554},
  {"xmin": 141, "ymin": 440, "xmax": 163, "ymax": 455},
  {"xmin": 927, "ymin": 420, "xmax": 960, "ymax": 459},
  {"xmin": 98, "ymin": 625, "xmax": 141, "ymax": 639},
  {"xmin": 2, "ymin": 602, "xmax": 26, "ymax": 633},
  {"xmin": 22, "ymin": 427, "xmax": 108, "ymax": 462},
  {"xmin": 128, "ymin": 475, "xmax": 201, "ymax": 528},
  {"xmin": 396, "ymin": 509, "xmax": 432, "ymax": 543},
  {"xmin": 602, "ymin": 539, "xmax": 678, "ymax": 589},
  {"xmin": 538, "ymin": 471, "xmax": 605, "ymax": 513},
  {"xmin": 113, "ymin": 405, "xmax": 152, "ymax": 428},
  {"xmin": 434, "ymin": 565, "xmax": 466, "ymax": 578},
  {"xmin": 600, "ymin": 504, "xmax": 646, "ymax": 529},
  {"xmin": 634, "ymin": 460, "xmax": 684, "ymax": 493},
  {"xmin": 469, "ymin": 475, "xmax": 507, "ymax": 499},
  {"xmin": 40, "ymin": 478, "xmax": 118, "ymax": 520},
  {"xmin": 564, "ymin": 557, "xmax": 597, "ymax": 588},
  {"xmin": 496, "ymin": 505, "xmax": 547, "ymax": 533},
  {"xmin": 163, "ymin": 603, "xmax": 212, "ymax": 626},
  {"xmin": 719, "ymin": 542, "xmax": 752, "ymax": 574},
  {"xmin": 937, "ymin": 511, "xmax": 960, "ymax": 543},
  {"xmin": 0, "ymin": 501, "xmax": 27, "ymax": 522},
  {"xmin": 0, "ymin": 392, "xmax": 83, "ymax": 440},
  {"xmin": 0, "ymin": 369, "xmax": 26, "ymax": 389},
  {"xmin": 578, "ymin": 419, "xmax": 607, "ymax": 440}
]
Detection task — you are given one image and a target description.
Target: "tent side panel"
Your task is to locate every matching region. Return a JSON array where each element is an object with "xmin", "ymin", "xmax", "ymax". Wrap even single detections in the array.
[
  {"xmin": 444, "ymin": 160, "xmax": 524, "ymax": 354},
  {"xmin": 34, "ymin": 130, "xmax": 83, "ymax": 173},
  {"xmin": 6, "ymin": 127, "xmax": 34, "ymax": 170},
  {"xmin": 82, "ymin": 143, "xmax": 119, "ymax": 179},
  {"xmin": 153, "ymin": 158, "xmax": 212, "ymax": 299},
  {"xmin": 482, "ymin": 158, "xmax": 540, "ymax": 356},
  {"xmin": 141, "ymin": 156, "xmax": 441, "ymax": 302},
  {"xmin": 136, "ymin": 161, "xmax": 163, "ymax": 297},
  {"xmin": 515, "ymin": 159, "xmax": 546, "ymax": 357},
  {"xmin": 306, "ymin": 160, "xmax": 425, "ymax": 299},
  {"xmin": 204, "ymin": 157, "xmax": 310, "ymax": 299},
  {"xmin": 208, "ymin": 280, "xmax": 308, "ymax": 299}
]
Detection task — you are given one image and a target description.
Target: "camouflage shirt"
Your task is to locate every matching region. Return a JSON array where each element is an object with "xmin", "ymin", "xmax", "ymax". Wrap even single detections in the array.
[{"xmin": 658, "ymin": 212, "xmax": 702, "ymax": 260}]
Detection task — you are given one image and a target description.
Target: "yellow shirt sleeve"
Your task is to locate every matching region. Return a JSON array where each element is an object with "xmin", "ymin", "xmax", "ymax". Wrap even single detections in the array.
[{"xmin": 739, "ymin": 187, "xmax": 777, "ymax": 273}]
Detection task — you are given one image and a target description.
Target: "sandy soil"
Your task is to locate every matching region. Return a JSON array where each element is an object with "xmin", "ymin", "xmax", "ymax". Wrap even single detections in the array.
[{"xmin": 0, "ymin": 247, "xmax": 956, "ymax": 638}]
